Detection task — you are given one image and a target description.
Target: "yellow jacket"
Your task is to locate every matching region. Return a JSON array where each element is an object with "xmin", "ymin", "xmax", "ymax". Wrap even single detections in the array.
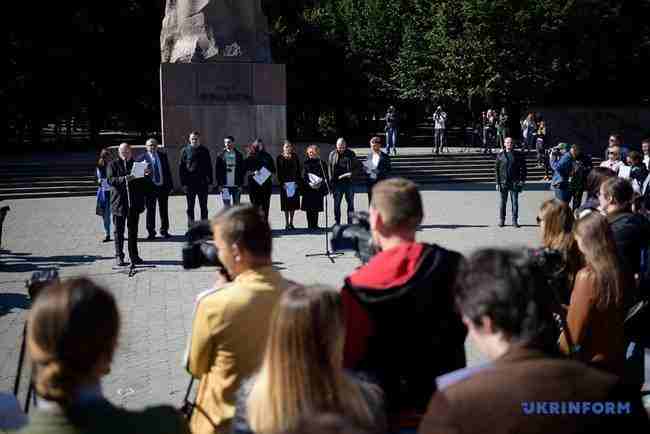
[{"xmin": 185, "ymin": 267, "xmax": 290, "ymax": 434}]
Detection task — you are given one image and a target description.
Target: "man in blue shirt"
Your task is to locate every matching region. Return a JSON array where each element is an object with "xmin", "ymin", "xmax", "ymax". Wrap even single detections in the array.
[{"xmin": 550, "ymin": 143, "xmax": 575, "ymax": 203}]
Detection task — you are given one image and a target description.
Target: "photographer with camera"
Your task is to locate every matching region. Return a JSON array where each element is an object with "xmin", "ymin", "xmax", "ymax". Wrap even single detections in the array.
[
  {"xmin": 432, "ymin": 105, "xmax": 447, "ymax": 154},
  {"xmin": 340, "ymin": 178, "xmax": 467, "ymax": 430},
  {"xmin": 549, "ymin": 143, "xmax": 576, "ymax": 203},
  {"xmin": 184, "ymin": 205, "xmax": 292, "ymax": 434}
]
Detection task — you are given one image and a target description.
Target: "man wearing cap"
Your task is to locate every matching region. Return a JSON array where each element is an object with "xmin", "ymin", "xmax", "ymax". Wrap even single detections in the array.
[{"xmin": 550, "ymin": 143, "xmax": 575, "ymax": 203}]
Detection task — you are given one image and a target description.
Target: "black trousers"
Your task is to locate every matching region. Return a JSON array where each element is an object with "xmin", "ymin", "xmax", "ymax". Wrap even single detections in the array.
[
  {"xmin": 145, "ymin": 185, "xmax": 170, "ymax": 235},
  {"xmin": 186, "ymin": 186, "xmax": 208, "ymax": 224},
  {"xmin": 498, "ymin": 187, "xmax": 519, "ymax": 224},
  {"xmin": 306, "ymin": 211, "xmax": 320, "ymax": 228},
  {"xmin": 250, "ymin": 189, "xmax": 272, "ymax": 221},
  {"xmin": 333, "ymin": 182, "xmax": 354, "ymax": 225},
  {"xmin": 113, "ymin": 211, "xmax": 140, "ymax": 260}
]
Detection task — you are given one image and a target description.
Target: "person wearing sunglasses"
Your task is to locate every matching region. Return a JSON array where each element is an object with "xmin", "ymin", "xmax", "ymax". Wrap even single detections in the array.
[{"xmin": 599, "ymin": 146, "xmax": 623, "ymax": 174}]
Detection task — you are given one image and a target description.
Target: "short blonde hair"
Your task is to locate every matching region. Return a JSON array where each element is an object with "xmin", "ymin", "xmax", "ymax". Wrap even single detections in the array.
[
  {"xmin": 306, "ymin": 144, "xmax": 320, "ymax": 156},
  {"xmin": 370, "ymin": 178, "xmax": 423, "ymax": 230}
]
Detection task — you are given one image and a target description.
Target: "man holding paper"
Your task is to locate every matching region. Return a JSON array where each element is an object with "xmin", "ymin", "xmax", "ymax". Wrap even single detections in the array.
[
  {"xmin": 107, "ymin": 142, "xmax": 147, "ymax": 266},
  {"xmin": 215, "ymin": 135, "xmax": 245, "ymax": 208},
  {"xmin": 245, "ymin": 139, "xmax": 276, "ymax": 221},
  {"xmin": 328, "ymin": 137, "xmax": 361, "ymax": 225}
]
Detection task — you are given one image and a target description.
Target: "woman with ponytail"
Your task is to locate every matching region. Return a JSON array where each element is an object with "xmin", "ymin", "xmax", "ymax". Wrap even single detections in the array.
[{"xmin": 17, "ymin": 277, "xmax": 189, "ymax": 434}]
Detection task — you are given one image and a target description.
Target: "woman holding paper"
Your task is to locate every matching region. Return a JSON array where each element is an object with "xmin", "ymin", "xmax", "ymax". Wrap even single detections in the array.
[
  {"xmin": 365, "ymin": 136, "xmax": 391, "ymax": 202},
  {"xmin": 276, "ymin": 140, "xmax": 302, "ymax": 230},
  {"xmin": 301, "ymin": 145, "xmax": 328, "ymax": 230},
  {"xmin": 245, "ymin": 139, "xmax": 276, "ymax": 221}
]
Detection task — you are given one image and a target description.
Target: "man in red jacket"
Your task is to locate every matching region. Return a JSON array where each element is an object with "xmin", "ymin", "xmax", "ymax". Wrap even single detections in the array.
[{"xmin": 340, "ymin": 178, "xmax": 467, "ymax": 429}]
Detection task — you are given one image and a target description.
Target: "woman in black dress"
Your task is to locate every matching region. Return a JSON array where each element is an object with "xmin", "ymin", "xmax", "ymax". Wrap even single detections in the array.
[
  {"xmin": 364, "ymin": 136, "xmax": 391, "ymax": 203},
  {"xmin": 301, "ymin": 145, "xmax": 328, "ymax": 229},
  {"xmin": 276, "ymin": 140, "xmax": 302, "ymax": 230}
]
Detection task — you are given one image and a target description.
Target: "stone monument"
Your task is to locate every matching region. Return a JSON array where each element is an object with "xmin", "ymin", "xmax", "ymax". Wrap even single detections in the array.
[{"xmin": 160, "ymin": 0, "xmax": 286, "ymax": 190}]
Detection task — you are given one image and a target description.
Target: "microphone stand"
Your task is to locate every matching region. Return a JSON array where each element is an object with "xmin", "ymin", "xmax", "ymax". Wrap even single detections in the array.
[{"xmin": 305, "ymin": 158, "xmax": 344, "ymax": 263}]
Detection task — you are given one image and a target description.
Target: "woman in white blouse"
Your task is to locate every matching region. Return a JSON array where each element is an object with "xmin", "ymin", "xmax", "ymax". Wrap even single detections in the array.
[
  {"xmin": 364, "ymin": 136, "xmax": 392, "ymax": 202},
  {"xmin": 599, "ymin": 146, "xmax": 623, "ymax": 174}
]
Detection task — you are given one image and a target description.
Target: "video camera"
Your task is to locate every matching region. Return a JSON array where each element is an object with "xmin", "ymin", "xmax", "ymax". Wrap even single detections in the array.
[
  {"xmin": 25, "ymin": 269, "xmax": 59, "ymax": 300},
  {"xmin": 330, "ymin": 211, "xmax": 377, "ymax": 264},
  {"xmin": 182, "ymin": 221, "xmax": 222, "ymax": 270}
]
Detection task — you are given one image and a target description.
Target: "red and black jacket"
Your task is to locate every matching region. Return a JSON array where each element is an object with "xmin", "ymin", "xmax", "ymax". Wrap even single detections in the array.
[{"xmin": 341, "ymin": 242, "xmax": 467, "ymax": 414}]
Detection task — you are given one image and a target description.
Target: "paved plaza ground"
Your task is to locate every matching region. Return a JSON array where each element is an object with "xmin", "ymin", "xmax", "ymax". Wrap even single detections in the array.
[{"xmin": 1, "ymin": 184, "xmax": 647, "ymax": 410}]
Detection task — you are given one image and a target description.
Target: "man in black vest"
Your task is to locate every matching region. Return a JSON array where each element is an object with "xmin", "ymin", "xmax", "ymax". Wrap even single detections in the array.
[
  {"xmin": 107, "ymin": 143, "xmax": 147, "ymax": 266},
  {"xmin": 495, "ymin": 137, "xmax": 527, "ymax": 228},
  {"xmin": 179, "ymin": 131, "xmax": 213, "ymax": 227},
  {"xmin": 139, "ymin": 138, "xmax": 174, "ymax": 239}
]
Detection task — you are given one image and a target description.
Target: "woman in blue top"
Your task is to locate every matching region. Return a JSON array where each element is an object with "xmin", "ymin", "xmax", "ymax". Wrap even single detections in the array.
[{"xmin": 95, "ymin": 148, "xmax": 112, "ymax": 242}]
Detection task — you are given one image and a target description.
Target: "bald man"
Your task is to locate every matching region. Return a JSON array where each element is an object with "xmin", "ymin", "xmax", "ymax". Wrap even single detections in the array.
[{"xmin": 107, "ymin": 143, "xmax": 147, "ymax": 266}]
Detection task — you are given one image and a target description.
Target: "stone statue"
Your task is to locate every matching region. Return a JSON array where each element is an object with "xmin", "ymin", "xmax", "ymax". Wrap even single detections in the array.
[{"xmin": 161, "ymin": 0, "xmax": 271, "ymax": 63}]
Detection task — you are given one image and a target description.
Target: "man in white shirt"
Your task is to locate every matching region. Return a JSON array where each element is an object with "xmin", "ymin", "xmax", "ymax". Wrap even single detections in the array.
[{"xmin": 433, "ymin": 106, "xmax": 448, "ymax": 154}]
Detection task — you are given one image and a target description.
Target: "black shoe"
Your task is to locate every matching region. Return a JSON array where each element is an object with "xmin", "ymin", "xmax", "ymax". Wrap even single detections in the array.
[
  {"xmin": 147, "ymin": 233, "xmax": 156, "ymax": 240},
  {"xmin": 498, "ymin": 222, "xmax": 505, "ymax": 227},
  {"xmin": 116, "ymin": 257, "xmax": 128, "ymax": 267},
  {"xmin": 513, "ymin": 222, "xmax": 521, "ymax": 228},
  {"xmin": 131, "ymin": 256, "xmax": 144, "ymax": 265},
  {"xmin": 289, "ymin": 223, "xmax": 295, "ymax": 230},
  {"xmin": 161, "ymin": 232, "xmax": 172, "ymax": 239},
  {"xmin": 103, "ymin": 236, "xmax": 111, "ymax": 243}
]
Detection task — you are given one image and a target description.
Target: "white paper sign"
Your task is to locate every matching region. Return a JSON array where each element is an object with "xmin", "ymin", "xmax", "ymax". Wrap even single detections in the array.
[
  {"xmin": 253, "ymin": 166, "xmax": 272, "ymax": 186},
  {"xmin": 618, "ymin": 165, "xmax": 631, "ymax": 179},
  {"xmin": 222, "ymin": 188, "xmax": 231, "ymax": 201},
  {"xmin": 308, "ymin": 173, "xmax": 323, "ymax": 189},
  {"xmin": 130, "ymin": 161, "xmax": 148, "ymax": 179},
  {"xmin": 285, "ymin": 182, "xmax": 297, "ymax": 198}
]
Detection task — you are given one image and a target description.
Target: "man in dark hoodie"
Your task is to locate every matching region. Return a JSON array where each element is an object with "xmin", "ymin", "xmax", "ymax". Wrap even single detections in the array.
[{"xmin": 340, "ymin": 178, "xmax": 467, "ymax": 429}]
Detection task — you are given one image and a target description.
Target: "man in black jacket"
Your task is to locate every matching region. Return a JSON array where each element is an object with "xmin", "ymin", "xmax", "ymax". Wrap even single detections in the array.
[
  {"xmin": 107, "ymin": 143, "xmax": 147, "ymax": 266},
  {"xmin": 328, "ymin": 138, "xmax": 360, "ymax": 225},
  {"xmin": 245, "ymin": 138, "xmax": 276, "ymax": 221},
  {"xmin": 179, "ymin": 131, "xmax": 213, "ymax": 227},
  {"xmin": 341, "ymin": 178, "xmax": 467, "ymax": 427},
  {"xmin": 214, "ymin": 136, "xmax": 245, "ymax": 208},
  {"xmin": 139, "ymin": 138, "xmax": 174, "ymax": 239},
  {"xmin": 495, "ymin": 137, "xmax": 527, "ymax": 227}
]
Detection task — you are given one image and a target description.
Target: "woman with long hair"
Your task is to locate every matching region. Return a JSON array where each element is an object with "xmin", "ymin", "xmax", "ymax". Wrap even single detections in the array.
[
  {"xmin": 17, "ymin": 277, "xmax": 188, "ymax": 434},
  {"xmin": 537, "ymin": 199, "xmax": 582, "ymax": 307},
  {"xmin": 276, "ymin": 140, "xmax": 301, "ymax": 230},
  {"xmin": 301, "ymin": 145, "xmax": 328, "ymax": 230},
  {"xmin": 559, "ymin": 213, "xmax": 626, "ymax": 375},
  {"xmin": 245, "ymin": 139, "xmax": 276, "ymax": 221},
  {"xmin": 574, "ymin": 166, "xmax": 616, "ymax": 218},
  {"xmin": 96, "ymin": 148, "xmax": 112, "ymax": 242},
  {"xmin": 233, "ymin": 286, "xmax": 385, "ymax": 434}
]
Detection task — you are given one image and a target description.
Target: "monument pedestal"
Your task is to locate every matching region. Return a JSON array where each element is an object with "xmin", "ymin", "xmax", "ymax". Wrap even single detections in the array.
[{"xmin": 160, "ymin": 63, "xmax": 286, "ymax": 191}]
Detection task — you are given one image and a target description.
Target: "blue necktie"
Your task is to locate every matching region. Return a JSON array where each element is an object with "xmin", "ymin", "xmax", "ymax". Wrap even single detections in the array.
[{"xmin": 152, "ymin": 154, "xmax": 161, "ymax": 184}]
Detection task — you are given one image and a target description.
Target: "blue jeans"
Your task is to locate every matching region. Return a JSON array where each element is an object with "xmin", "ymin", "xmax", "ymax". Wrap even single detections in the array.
[
  {"xmin": 333, "ymin": 182, "xmax": 354, "ymax": 224},
  {"xmin": 386, "ymin": 127, "xmax": 398, "ymax": 153},
  {"xmin": 221, "ymin": 186, "xmax": 241, "ymax": 208},
  {"xmin": 101, "ymin": 191, "xmax": 111, "ymax": 236},
  {"xmin": 553, "ymin": 187, "xmax": 571, "ymax": 203},
  {"xmin": 499, "ymin": 187, "xmax": 519, "ymax": 224}
]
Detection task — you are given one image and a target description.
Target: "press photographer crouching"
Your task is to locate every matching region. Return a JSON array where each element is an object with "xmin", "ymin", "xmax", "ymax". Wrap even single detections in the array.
[
  {"xmin": 339, "ymin": 178, "xmax": 467, "ymax": 430},
  {"xmin": 184, "ymin": 205, "xmax": 292, "ymax": 434},
  {"xmin": 17, "ymin": 277, "xmax": 189, "ymax": 434}
]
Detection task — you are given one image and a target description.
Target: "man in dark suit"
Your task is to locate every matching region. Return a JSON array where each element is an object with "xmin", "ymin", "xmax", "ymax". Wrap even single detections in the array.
[
  {"xmin": 420, "ymin": 248, "xmax": 649, "ymax": 434},
  {"xmin": 495, "ymin": 137, "xmax": 527, "ymax": 227},
  {"xmin": 179, "ymin": 131, "xmax": 213, "ymax": 227},
  {"xmin": 107, "ymin": 143, "xmax": 147, "ymax": 266},
  {"xmin": 139, "ymin": 138, "xmax": 174, "ymax": 239}
]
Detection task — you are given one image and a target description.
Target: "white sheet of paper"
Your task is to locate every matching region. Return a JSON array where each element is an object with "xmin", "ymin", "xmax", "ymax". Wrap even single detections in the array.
[
  {"xmin": 618, "ymin": 165, "xmax": 631, "ymax": 179},
  {"xmin": 253, "ymin": 166, "xmax": 272, "ymax": 185},
  {"xmin": 130, "ymin": 161, "xmax": 148, "ymax": 179},
  {"xmin": 222, "ymin": 188, "xmax": 231, "ymax": 201},
  {"xmin": 0, "ymin": 392, "xmax": 28, "ymax": 430},
  {"xmin": 285, "ymin": 182, "xmax": 297, "ymax": 198},
  {"xmin": 308, "ymin": 173, "xmax": 322, "ymax": 184}
]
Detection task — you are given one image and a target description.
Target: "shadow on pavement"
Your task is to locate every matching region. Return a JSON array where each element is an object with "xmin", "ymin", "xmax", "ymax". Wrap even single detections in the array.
[
  {"xmin": 0, "ymin": 250, "xmax": 113, "ymax": 273},
  {"xmin": 0, "ymin": 293, "xmax": 30, "ymax": 317},
  {"xmin": 419, "ymin": 224, "xmax": 490, "ymax": 230},
  {"xmin": 418, "ymin": 182, "xmax": 551, "ymax": 192}
]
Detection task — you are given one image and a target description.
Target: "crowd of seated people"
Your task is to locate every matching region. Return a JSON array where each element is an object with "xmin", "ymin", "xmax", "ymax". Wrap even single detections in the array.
[{"xmin": 7, "ymin": 177, "xmax": 650, "ymax": 434}]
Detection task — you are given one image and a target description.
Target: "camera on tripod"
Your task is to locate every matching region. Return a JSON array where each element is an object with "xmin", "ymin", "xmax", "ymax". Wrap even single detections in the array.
[
  {"xmin": 181, "ymin": 221, "xmax": 223, "ymax": 270},
  {"xmin": 330, "ymin": 211, "xmax": 377, "ymax": 264}
]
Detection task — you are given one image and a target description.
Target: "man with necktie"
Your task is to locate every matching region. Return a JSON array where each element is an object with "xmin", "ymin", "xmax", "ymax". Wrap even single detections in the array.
[
  {"xmin": 107, "ymin": 143, "xmax": 148, "ymax": 266},
  {"xmin": 140, "ymin": 138, "xmax": 174, "ymax": 239}
]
